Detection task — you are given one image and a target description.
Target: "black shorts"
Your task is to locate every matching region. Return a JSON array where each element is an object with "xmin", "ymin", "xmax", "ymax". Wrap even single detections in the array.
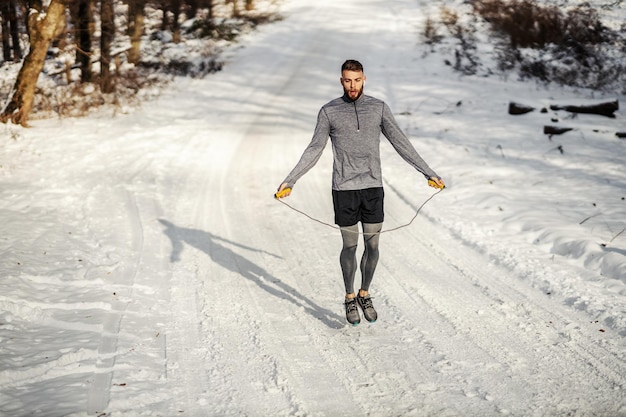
[{"xmin": 332, "ymin": 187, "xmax": 384, "ymax": 227}]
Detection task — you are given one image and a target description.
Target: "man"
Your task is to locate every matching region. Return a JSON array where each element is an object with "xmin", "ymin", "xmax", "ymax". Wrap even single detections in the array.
[{"xmin": 276, "ymin": 59, "xmax": 444, "ymax": 326}]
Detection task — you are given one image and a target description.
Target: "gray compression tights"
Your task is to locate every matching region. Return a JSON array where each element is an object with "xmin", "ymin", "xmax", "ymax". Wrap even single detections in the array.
[{"xmin": 339, "ymin": 222, "xmax": 382, "ymax": 295}]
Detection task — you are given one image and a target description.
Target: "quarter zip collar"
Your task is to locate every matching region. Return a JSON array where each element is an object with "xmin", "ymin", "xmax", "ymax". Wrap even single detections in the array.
[{"xmin": 343, "ymin": 93, "xmax": 363, "ymax": 131}]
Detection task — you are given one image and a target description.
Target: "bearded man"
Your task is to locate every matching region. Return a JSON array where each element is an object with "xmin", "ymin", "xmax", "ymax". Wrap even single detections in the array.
[{"xmin": 277, "ymin": 59, "xmax": 445, "ymax": 325}]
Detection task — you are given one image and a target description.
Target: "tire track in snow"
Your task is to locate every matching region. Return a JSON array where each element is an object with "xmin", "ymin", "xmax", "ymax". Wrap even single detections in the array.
[
  {"xmin": 0, "ymin": 120, "xmax": 173, "ymax": 415},
  {"xmin": 166, "ymin": 3, "xmax": 360, "ymax": 413},
  {"xmin": 144, "ymin": 127, "xmax": 230, "ymax": 415},
  {"xmin": 208, "ymin": 127, "xmax": 357, "ymax": 415},
  {"xmin": 149, "ymin": 0, "xmax": 625, "ymax": 416},
  {"xmin": 376, "ymin": 183, "xmax": 626, "ymax": 416},
  {"xmin": 197, "ymin": 1, "xmax": 486, "ymax": 415},
  {"xmin": 84, "ymin": 141, "xmax": 171, "ymax": 414},
  {"xmin": 86, "ymin": 182, "xmax": 144, "ymax": 413}
]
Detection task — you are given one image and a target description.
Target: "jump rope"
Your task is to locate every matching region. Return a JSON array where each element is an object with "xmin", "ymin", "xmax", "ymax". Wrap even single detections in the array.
[{"xmin": 274, "ymin": 180, "xmax": 445, "ymax": 235}]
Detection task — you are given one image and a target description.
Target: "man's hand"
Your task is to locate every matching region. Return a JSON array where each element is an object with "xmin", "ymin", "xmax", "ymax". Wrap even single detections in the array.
[
  {"xmin": 428, "ymin": 177, "xmax": 445, "ymax": 189},
  {"xmin": 275, "ymin": 183, "xmax": 292, "ymax": 199}
]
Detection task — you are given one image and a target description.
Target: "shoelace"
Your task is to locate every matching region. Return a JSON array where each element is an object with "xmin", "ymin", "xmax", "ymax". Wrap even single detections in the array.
[
  {"xmin": 358, "ymin": 296, "xmax": 374, "ymax": 309},
  {"xmin": 345, "ymin": 299, "xmax": 358, "ymax": 311}
]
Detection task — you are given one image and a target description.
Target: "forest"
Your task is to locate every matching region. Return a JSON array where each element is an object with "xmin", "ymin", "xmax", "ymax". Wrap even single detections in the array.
[
  {"xmin": 1, "ymin": 0, "xmax": 623, "ymax": 126},
  {"xmin": 0, "ymin": 0, "xmax": 278, "ymax": 126}
]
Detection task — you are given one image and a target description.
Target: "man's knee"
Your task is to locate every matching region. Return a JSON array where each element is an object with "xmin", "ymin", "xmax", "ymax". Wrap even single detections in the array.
[{"xmin": 341, "ymin": 244, "xmax": 358, "ymax": 255}]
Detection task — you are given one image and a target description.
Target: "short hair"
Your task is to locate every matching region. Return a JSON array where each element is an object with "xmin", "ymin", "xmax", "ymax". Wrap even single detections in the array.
[{"xmin": 341, "ymin": 59, "xmax": 363, "ymax": 73}]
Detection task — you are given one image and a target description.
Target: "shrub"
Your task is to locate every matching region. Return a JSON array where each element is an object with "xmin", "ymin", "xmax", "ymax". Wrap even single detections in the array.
[
  {"xmin": 473, "ymin": 0, "xmax": 612, "ymax": 48},
  {"xmin": 423, "ymin": 0, "xmax": 625, "ymax": 90}
]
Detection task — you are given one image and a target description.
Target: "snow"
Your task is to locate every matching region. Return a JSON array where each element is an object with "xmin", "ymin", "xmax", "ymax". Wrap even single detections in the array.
[{"xmin": 1, "ymin": 0, "xmax": 625, "ymax": 416}]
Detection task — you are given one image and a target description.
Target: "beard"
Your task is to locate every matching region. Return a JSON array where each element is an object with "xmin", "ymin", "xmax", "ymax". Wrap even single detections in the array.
[{"xmin": 344, "ymin": 85, "xmax": 364, "ymax": 101}]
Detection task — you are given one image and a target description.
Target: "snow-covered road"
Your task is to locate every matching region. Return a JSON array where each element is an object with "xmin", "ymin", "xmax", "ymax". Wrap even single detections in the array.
[{"xmin": 1, "ymin": 0, "xmax": 624, "ymax": 416}]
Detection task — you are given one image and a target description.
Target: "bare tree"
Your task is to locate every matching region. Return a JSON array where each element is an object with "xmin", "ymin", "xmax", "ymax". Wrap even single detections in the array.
[
  {"xmin": 206, "ymin": 0, "xmax": 214, "ymax": 19},
  {"xmin": 158, "ymin": 0, "xmax": 182, "ymax": 43},
  {"xmin": 171, "ymin": 0, "xmax": 182, "ymax": 43},
  {"xmin": 8, "ymin": 0, "xmax": 22, "ymax": 60},
  {"xmin": 127, "ymin": 0, "xmax": 146, "ymax": 65},
  {"xmin": 0, "ymin": 0, "xmax": 22, "ymax": 61},
  {"xmin": 100, "ymin": 0, "xmax": 114, "ymax": 93},
  {"xmin": 160, "ymin": 0, "xmax": 169, "ymax": 30},
  {"xmin": 1, "ymin": 3, "xmax": 10, "ymax": 62},
  {"xmin": 229, "ymin": 0, "xmax": 240, "ymax": 17},
  {"xmin": 71, "ymin": 0, "xmax": 94, "ymax": 83},
  {"xmin": 0, "ymin": 0, "xmax": 66, "ymax": 126},
  {"xmin": 186, "ymin": 0, "xmax": 199, "ymax": 19}
]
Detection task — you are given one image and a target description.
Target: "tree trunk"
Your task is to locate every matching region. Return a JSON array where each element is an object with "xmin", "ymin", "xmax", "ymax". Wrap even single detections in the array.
[
  {"xmin": 8, "ymin": 0, "xmax": 22, "ymax": 60},
  {"xmin": 230, "ymin": 0, "xmax": 240, "ymax": 17},
  {"xmin": 1, "ymin": 3, "xmax": 10, "ymax": 62},
  {"xmin": 128, "ymin": 0, "xmax": 145, "ymax": 65},
  {"xmin": 0, "ymin": 0, "xmax": 66, "ymax": 126},
  {"xmin": 550, "ymin": 100, "xmax": 619, "ymax": 118},
  {"xmin": 100, "ymin": 0, "xmax": 114, "ymax": 93},
  {"xmin": 187, "ymin": 0, "xmax": 199, "ymax": 19},
  {"xmin": 245, "ymin": 0, "xmax": 254, "ymax": 11},
  {"xmin": 207, "ymin": 0, "xmax": 214, "ymax": 19},
  {"xmin": 72, "ymin": 0, "xmax": 94, "ymax": 83},
  {"xmin": 161, "ymin": 1, "xmax": 169, "ymax": 31},
  {"xmin": 171, "ymin": 0, "xmax": 181, "ymax": 43}
]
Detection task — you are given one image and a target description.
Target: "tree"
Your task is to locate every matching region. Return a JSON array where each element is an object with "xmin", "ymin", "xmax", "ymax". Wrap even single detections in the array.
[
  {"xmin": 127, "ymin": 0, "xmax": 146, "ymax": 65},
  {"xmin": 71, "ymin": 0, "xmax": 94, "ymax": 83},
  {"xmin": 0, "ymin": 0, "xmax": 66, "ymax": 126},
  {"xmin": 229, "ymin": 0, "xmax": 240, "ymax": 17},
  {"xmin": 1, "ymin": 2, "xmax": 10, "ymax": 62},
  {"xmin": 100, "ymin": 0, "xmax": 114, "ymax": 93},
  {"xmin": 171, "ymin": 0, "xmax": 182, "ymax": 43},
  {"xmin": 9, "ymin": 0, "xmax": 22, "ymax": 60},
  {"xmin": 158, "ymin": 0, "xmax": 182, "ymax": 43},
  {"xmin": 1, "ymin": 0, "xmax": 22, "ymax": 62}
]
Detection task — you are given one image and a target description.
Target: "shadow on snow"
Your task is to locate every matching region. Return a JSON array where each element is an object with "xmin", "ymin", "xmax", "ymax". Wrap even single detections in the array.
[{"xmin": 159, "ymin": 219, "xmax": 344, "ymax": 329}]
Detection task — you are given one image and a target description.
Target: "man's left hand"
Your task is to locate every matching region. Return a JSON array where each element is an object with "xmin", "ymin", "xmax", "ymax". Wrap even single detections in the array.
[{"xmin": 428, "ymin": 177, "xmax": 445, "ymax": 189}]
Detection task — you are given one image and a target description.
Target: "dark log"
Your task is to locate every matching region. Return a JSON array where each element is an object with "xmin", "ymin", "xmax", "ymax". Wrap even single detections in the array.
[
  {"xmin": 616, "ymin": 132, "xmax": 626, "ymax": 139},
  {"xmin": 549, "ymin": 100, "xmax": 619, "ymax": 118},
  {"xmin": 508, "ymin": 102, "xmax": 535, "ymax": 115},
  {"xmin": 544, "ymin": 126, "xmax": 573, "ymax": 135}
]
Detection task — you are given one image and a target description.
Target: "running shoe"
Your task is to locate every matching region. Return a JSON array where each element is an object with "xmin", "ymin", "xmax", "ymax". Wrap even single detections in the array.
[
  {"xmin": 344, "ymin": 297, "xmax": 361, "ymax": 325},
  {"xmin": 357, "ymin": 294, "xmax": 378, "ymax": 323}
]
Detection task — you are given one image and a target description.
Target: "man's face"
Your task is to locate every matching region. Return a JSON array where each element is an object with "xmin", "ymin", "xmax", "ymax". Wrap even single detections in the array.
[{"xmin": 341, "ymin": 70, "xmax": 366, "ymax": 101}]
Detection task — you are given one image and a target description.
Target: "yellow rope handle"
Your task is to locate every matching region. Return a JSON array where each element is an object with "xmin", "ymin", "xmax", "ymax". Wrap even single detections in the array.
[
  {"xmin": 428, "ymin": 179, "xmax": 446, "ymax": 189},
  {"xmin": 274, "ymin": 187, "xmax": 292, "ymax": 199}
]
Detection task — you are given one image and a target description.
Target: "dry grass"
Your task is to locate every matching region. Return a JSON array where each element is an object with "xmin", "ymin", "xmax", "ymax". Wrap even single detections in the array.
[{"xmin": 421, "ymin": 0, "xmax": 625, "ymax": 91}]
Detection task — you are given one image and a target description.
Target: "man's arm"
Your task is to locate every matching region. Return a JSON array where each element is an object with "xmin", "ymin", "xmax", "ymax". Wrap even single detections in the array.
[
  {"xmin": 380, "ymin": 102, "xmax": 443, "ymax": 186},
  {"xmin": 277, "ymin": 108, "xmax": 331, "ymax": 195}
]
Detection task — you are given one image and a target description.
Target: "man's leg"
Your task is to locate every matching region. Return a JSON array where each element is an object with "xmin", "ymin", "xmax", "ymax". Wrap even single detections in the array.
[
  {"xmin": 339, "ymin": 224, "xmax": 359, "ymax": 296},
  {"xmin": 340, "ymin": 224, "xmax": 361, "ymax": 325},
  {"xmin": 357, "ymin": 222, "xmax": 381, "ymax": 322},
  {"xmin": 360, "ymin": 222, "xmax": 381, "ymax": 292}
]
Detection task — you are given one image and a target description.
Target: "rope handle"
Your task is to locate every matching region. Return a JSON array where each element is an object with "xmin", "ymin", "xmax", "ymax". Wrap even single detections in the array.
[
  {"xmin": 274, "ymin": 187, "xmax": 292, "ymax": 199},
  {"xmin": 428, "ymin": 179, "xmax": 446, "ymax": 189}
]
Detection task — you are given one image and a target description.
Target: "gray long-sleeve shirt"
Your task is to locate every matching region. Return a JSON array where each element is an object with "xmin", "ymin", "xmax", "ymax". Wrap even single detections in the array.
[{"xmin": 283, "ymin": 93, "xmax": 439, "ymax": 191}]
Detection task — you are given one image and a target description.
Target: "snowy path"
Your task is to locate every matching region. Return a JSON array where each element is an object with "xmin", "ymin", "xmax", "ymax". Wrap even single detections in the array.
[{"xmin": 1, "ymin": 0, "xmax": 624, "ymax": 416}]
